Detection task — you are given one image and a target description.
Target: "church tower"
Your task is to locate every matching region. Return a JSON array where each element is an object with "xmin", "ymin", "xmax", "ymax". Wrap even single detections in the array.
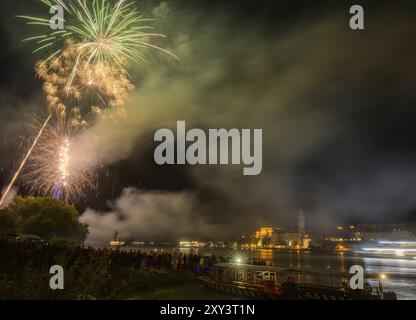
[{"xmin": 298, "ymin": 210, "xmax": 305, "ymax": 247}]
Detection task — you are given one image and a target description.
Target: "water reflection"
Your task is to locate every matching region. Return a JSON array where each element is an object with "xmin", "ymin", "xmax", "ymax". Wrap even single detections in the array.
[
  {"xmin": 259, "ymin": 249, "xmax": 273, "ymax": 261},
  {"xmin": 127, "ymin": 246, "xmax": 416, "ymax": 300}
]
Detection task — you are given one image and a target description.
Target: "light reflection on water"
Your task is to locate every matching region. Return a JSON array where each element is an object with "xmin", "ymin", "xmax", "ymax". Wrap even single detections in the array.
[
  {"xmin": 121, "ymin": 246, "xmax": 416, "ymax": 300},
  {"xmin": 362, "ymin": 257, "xmax": 416, "ymax": 300},
  {"xmin": 183, "ymin": 247, "xmax": 416, "ymax": 300}
]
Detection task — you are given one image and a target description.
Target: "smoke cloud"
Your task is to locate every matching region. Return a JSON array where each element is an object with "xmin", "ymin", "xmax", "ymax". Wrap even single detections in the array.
[
  {"xmin": 2, "ymin": 1, "xmax": 416, "ymax": 240},
  {"xmin": 80, "ymin": 187, "xmax": 234, "ymax": 243},
  {"xmin": 75, "ymin": 1, "xmax": 416, "ymax": 241}
]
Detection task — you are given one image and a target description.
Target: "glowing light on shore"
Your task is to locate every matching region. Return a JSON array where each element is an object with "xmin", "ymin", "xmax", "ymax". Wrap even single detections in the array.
[{"xmin": 231, "ymin": 251, "xmax": 248, "ymax": 265}]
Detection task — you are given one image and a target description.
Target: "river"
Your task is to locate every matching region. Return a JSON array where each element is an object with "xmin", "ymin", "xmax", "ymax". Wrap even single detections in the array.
[{"xmin": 117, "ymin": 246, "xmax": 416, "ymax": 300}]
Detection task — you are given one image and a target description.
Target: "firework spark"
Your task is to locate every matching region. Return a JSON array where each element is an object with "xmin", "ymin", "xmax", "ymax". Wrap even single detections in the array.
[
  {"xmin": 20, "ymin": 116, "xmax": 96, "ymax": 203},
  {"xmin": 54, "ymin": 137, "xmax": 70, "ymax": 201},
  {"xmin": 18, "ymin": 0, "xmax": 178, "ymax": 87},
  {"xmin": 36, "ymin": 42, "xmax": 134, "ymax": 117},
  {"xmin": 0, "ymin": 115, "xmax": 52, "ymax": 207},
  {"xmin": 1, "ymin": 0, "xmax": 178, "ymax": 205}
]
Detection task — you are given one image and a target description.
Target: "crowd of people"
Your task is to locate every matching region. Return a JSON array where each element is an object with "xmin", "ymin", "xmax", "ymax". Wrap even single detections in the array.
[
  {"xmin": 65, "ymin": 245, "xmax": 227, "ymax": 273},
  {"xmin": 0, "ymin": 236, "xmax": 229, "ymax": 275},
  {"xmin": 0, "ymin": 236, "xmax": 295, "ymax": 300}
]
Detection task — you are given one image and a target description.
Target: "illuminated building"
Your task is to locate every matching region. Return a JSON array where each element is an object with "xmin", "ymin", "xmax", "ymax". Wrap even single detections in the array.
[
  {"xmin": 358, "ymin": 224, "xmax": 410, "ymax": 238},
  {"xmin": 253, "ymin": 226, "xmax": 310, "ymax": 249},
  {"xmin": 251, "ymin": 211, "xmax": 311, "ymax": 249},
  {"xmin": 255, "ymin": 227, "xmax": 273, "ymax": 239},
  {"xmin": 325, "ymin": 224, "xmax": 411, "ymax": 243}
]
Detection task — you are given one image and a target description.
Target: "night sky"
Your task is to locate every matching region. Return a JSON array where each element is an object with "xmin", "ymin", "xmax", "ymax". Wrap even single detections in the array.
[{"xmin": 0, "ymin": 0, "xmax": 416, "ymax": 241}]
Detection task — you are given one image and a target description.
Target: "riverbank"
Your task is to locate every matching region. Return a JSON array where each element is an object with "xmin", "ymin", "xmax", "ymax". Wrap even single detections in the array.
[
  {"xmin": 0, "ymin": 237, "xmax": 215, "ymax": 299},
  {"xmin": 2, "ymin": 237, "xmax": 416, "ymax": 299},
  {"xmin": 131, "ymin": 283, "xmax": 242, "ymax": 300}
]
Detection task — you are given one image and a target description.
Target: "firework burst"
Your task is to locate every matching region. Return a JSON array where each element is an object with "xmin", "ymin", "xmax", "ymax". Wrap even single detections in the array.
[
  {"xmin": 36, "ymin": 39, "xmax": 134, "ymax": 118},
  {"xmin": 0, "ymin": 0, "xmax": 178, "ymax": 206},
  {"xmin": 18, "ymin": 0, "xmax": 178, "ymax": 86},
  {"xmin": 20, "ymin": 115, "xmax": 97, "ymax": 203}
]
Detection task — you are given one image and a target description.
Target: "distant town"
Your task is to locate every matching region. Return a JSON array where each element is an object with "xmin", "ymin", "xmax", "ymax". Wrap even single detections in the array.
[{"xmin": 103, "ymin": 211, "xmax": 416, "ymax": 259}]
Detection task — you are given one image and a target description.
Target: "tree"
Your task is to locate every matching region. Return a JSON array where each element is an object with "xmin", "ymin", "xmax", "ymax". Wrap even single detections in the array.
[
  {"xmin": 0, "ymin": 210, "xmax": 19, "ymax": 234},
  {"xmin": 0, "ymin": 196, "xmax": 88, "ymax": 243}
]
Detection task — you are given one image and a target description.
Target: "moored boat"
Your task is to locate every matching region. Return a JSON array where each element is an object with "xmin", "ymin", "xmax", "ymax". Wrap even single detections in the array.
[{"xmin": 199, "ymin": 263, "xmax": 397, "ymax": 300}]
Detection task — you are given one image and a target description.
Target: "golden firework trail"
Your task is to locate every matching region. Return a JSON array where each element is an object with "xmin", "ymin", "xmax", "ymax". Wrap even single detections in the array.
[
  {"xmin": 0, "ymin": 114, "xmax": 52, "ymax": 207},
  {"xmin": 56, "ymin": 137, "xmax": 70, "ymax": 202}
]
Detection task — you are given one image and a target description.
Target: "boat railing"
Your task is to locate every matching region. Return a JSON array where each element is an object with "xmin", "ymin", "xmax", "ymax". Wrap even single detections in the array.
[
  {"xmin": 204, "ymin": 263, "xmax": 398, "ymax": 300},
  {"xmin": 210, "ymin": 263, "xmax": 366, "ymax": 290}
]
